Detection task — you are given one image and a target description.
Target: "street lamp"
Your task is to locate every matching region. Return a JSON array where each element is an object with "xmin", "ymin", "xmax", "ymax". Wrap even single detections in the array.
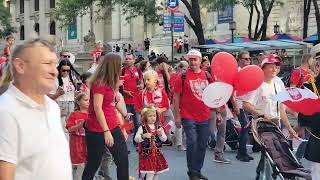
[
  {"xmin": 229, "ymin": 21, "xmax": 236, "ymax": 43},
  {"xmin": 274, "ymin": 22, "xmax": 280, "ymax": 34}
]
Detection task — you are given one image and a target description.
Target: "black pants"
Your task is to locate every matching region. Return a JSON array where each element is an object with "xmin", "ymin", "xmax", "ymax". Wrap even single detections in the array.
[{"xmin": 82, "ymin": 127, "xmax": 129, "ymax": 180}]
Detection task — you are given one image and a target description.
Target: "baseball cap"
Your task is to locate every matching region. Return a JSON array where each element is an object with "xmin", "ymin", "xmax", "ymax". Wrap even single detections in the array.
[
  {"xmin": 186, "ymin": 49, "xmax": 202, "ymax": 59},
  {"xmin": 310, "ymin": 43, "xmax": 320, "ymax": 59},
  {"xmin": 260, "ymin": 55, "xmax": 281, "ymax": 67}
]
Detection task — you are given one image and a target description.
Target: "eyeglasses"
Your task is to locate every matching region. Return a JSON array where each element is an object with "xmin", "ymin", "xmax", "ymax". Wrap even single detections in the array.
[{"xmin": 61, "ymin": 69, "xmax": 70, "ymax": 72}]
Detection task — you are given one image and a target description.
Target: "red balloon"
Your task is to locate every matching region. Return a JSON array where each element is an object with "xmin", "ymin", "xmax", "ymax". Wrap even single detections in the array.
[
  {"xmin": 234, "ymin": 65, "xmax": 264, "ymax": 95},
  {"xmin": 211, "ymin": 52, "xmax": 238, "ymax": 85}
]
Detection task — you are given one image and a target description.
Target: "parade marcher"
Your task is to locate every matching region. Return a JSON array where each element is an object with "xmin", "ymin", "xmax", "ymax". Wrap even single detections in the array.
[
  {"xmin": 82, "ymin": 53, "xmax": 129, "ymax": 180},
  {"xmin": 79, "ymin": 72, "xmax": 92, "ymax": 93},
  {"xmin": 184, "ymin": 35, "xmax": 189, "ymax": 53},
  {"xmin": 173, "ymin": 49, "xmax": 212, "ymax": 180},
  {"xmin": 65, "ymin": 93, "xmax": 89, "ymax": 180},
  {"xmin": 229, "ymin": 51, "xmax": 254, "ymax": 162},
  {"xmin": 122, "ymin": 53, "xmax": 143, "ymax": 144},
  {"xmin": 297, "ymin": 54, "xmax": 320, "ymax": 179},
  {"xmin": 90, "ymin": 41, "xmax": 104, "ymax": 64},
  {"xmin": 242, "ymin": 55, "xmax": 298, "ymax": 179},
  {"xmin": 289, "ymin": 54, "xmax": 315, "ymax": 88},
  {"xmin": 139, "ymin": 60, "xmax": 152, "ymax": 73},
  {"xmin": 257, "ymin": 52, "xmax": 265, "ymax": 65},
  {"xmin": 134, "ymin": 70, "xmax": 169, "ymax": 127},
  {"xmin": 0, "ymin": 38, "xmax": 72, "ymax": 180},
  {"xmin": 135, "ymin": 106, "xmax": 169, "ymax": 180},
  {"xmin": 3, "ymin": 35, "xmax": 14, "ymax": 58}
]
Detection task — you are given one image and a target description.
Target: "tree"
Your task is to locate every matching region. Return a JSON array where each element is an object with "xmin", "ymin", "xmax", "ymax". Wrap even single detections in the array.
[
  {"xmin": 313, "ymin": 0, "xmax": 320, "ymax": 42},
  {"xmin": 0, "ymin": 0, "xmax": 15, "ymax": 38},
  {"xmin": 303, "ymin": 0, "xmax": 312, "ymax": 38}
]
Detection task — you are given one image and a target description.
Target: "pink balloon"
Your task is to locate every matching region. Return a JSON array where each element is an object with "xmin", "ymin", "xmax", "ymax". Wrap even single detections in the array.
[
  {"xmin": 234, "ymin": 65, "xmax": 264, "ymax": 94},
  {"xmin": 211, "ymin": 52, "xmax": 238, "ymax": 85}
]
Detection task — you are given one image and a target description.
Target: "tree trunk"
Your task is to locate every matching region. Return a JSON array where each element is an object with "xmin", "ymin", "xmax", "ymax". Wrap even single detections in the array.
[
  {"xmin": 247, "ymin": 0, "xmax": 255, "ymax": 39},
  {"xmin": 180, "ymin": 0, "xmax": 205, "ymax": 45},
  {"xmin": 313, "ymin": 0, "xmax": 320, "ymax": 42},
  {"xmin": 254, "ymin": 0, "xmax": 276, "ymax": 40},
  {"xmin": 303, "ymin": 0, "xmax": 312, "ymax": 38},
  {"xmin": 253, "ymin": 3, "xmax": 261, "ymax": 40}
]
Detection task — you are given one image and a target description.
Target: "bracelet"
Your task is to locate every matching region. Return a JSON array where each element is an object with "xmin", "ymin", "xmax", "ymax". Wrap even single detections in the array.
[{"xmin": 103, "ymin": 129, "xmax": 110, "ymax": 133}]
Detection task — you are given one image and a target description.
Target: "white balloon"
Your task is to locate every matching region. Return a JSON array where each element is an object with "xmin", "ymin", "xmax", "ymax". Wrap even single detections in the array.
[{"xmin": 202, "ymin": 82, "xmax": 233, "ymax": 108}]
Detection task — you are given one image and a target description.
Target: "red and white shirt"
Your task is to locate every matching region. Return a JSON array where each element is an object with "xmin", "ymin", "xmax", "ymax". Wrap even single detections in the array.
[
  {"xmin": 174, "ymin": 69, "xmax": 211, "ymax": 122},
  {"xmin": 90, "ymin": 48, "xmax": 103, "ymax": 63},
  {"xmin": 134, "ymin": 87, "xmax": 169, "ymax": 125}
]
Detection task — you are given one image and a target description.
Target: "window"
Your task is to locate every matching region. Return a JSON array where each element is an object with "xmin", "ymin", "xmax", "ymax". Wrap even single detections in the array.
[
  {"xmin": 50, "ymin": 0, "xmax": 55, "ymax": 8},
  {"xmin": 20, "ymin": 0, "xmax": 24, "ymax": 14},
  {"xmin": 34, "ymin": 23, "xmax": 40, "ymax": 35},
  {"xmin": 20, "ymin": 25, "xmax": 25, "ymax": 40},
  {"xmin": 34, "ymin": 0, "xmax": 39, "ymax": 11},
  {"xmin": 50, "ymin": 21, "xmax": 56, "ymax": 35}
]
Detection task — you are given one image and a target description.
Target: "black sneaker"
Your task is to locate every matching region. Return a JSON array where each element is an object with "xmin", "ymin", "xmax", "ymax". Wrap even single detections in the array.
[
  {"xmin": 246, "ymin": 154, "xmax": 254, "ymax": 161},
  {"xmin": 236, "ymin": 154, "xmax": 250, "ymax": 162},
  {"xmin": 199, "ymin": 174, "xmax": 208, "ymax": 180}
]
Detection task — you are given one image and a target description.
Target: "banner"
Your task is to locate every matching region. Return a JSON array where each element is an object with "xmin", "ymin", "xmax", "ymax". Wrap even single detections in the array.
[
  {"xmin": 218, "ymin": 6, "xmax": 233, "ymax": 24},
  {"xmin": 68, "ymin": 23, "xmax": 77, "ymax": 40}
]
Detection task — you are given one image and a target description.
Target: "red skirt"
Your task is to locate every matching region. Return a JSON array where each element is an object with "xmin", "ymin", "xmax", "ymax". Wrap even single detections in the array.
[
  {"xmin": 138, "ymin": 147, "xmax": 169, "ymax": 174},
  {"xmin": 69, "ymin": 134, "xmax": 87, "ymax": 164}
]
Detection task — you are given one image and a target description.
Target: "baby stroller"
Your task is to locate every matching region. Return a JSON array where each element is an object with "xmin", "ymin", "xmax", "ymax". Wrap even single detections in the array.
[
  {"xmin": 208, "ymin": 119, "xmax": 240, "ymax": 151},
  {"xmin": 252, "ymin": 119, "xmax": 311, "ymax": 180}
]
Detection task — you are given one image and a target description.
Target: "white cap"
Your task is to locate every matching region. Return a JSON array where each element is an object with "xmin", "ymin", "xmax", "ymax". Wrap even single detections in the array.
[{"xmin": 186, "ymin": 49, "xmax": 202, "ymax": 59}]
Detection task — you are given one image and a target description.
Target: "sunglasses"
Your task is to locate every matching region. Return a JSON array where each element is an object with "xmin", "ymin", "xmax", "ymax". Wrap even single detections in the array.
[
  {"xmin": 62, "ymin": 55, "xmax": 71, "ymax": 58},
  {"xmin": 61, "ymin": 69, "xmax": 70, "ymax": 72}
]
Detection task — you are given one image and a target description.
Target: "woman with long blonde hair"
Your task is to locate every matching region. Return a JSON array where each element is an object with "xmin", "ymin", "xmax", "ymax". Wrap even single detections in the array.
[{"xmin": 82, "ymin": 53, "xmax": 129, "ymax": 180}]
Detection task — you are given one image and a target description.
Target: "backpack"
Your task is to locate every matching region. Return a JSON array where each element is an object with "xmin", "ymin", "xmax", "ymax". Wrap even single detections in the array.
[{"xmin": 181, "ymin": 70, "xmax": 212, "ymax": 88}]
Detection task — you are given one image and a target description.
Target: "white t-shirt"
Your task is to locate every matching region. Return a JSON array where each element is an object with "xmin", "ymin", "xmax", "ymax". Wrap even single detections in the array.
[
  {"xmin": 273, "ymin": 76, "xmax": 286, "ymax": 91},
  {"xmin": 54, "ymin": 77, "xmax": 75, "ymax": 102},
  {"xmin": 243, "ymin": 81, "xmax": 280, "ymax": 119},
  {"xmin": 0, "ymin": 84, "xmax": 72, "ymax": 180}
]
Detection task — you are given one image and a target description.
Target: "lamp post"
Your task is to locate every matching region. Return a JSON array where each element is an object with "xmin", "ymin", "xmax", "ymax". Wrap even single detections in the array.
[
  {"xmin": 229, "ymin": 21, "xmax": 236, "ymax": 43},
  {"xmin": 274, "ymin": 22, "xmax": 280, "ymax": 34}
]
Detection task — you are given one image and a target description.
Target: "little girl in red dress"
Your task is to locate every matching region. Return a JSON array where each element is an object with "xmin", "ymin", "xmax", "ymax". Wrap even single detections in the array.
[
  {"xmin": 65, "ymin": 93, "xmax": 89, "ymax": 180},
  {"xmin": 134, "ymin": 106, "xmax": 169, "ymax": 180}
]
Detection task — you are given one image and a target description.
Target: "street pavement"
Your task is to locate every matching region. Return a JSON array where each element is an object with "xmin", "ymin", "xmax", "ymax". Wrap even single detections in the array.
[{"xmin": 108, "ymin": 139, "xmax": 311, "ymax": 180}]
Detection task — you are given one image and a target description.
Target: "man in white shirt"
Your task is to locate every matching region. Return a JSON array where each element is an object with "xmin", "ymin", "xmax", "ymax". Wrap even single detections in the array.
[
  {"xmin": 242, "ymin": 55, "xmax": 297, "ymax": 179},
  {"xmin": 0, "ymin": 39, "xmax": 72, "ymax": 180}
]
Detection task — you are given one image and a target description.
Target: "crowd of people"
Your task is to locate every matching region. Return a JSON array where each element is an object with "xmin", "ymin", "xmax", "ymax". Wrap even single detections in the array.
[{"xmin": 0, "ymin": 36, "xmax": 319, "ymax": 180}]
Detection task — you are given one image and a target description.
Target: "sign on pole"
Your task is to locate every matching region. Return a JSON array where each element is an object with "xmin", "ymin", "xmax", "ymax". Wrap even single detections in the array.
[
  {"xmin": 163, "ymin": 12, "xmax": 184, "ymax": 32},
  {"xmin": 167, "ymin": 0, "xmax": 179, "ymax": 13}
]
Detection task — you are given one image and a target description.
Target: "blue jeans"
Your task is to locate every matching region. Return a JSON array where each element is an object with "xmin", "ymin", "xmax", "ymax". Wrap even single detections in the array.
[
  {"xmin": 126, "ymin": 104, "xmax": 140, "ymax": 144},
  {"xmin": 182, "ymin": 119, "xmax": 210, "ymax": 177},
  {"xmin": 238, "ymin": 109, "xmax": 249, "ymax": 155}
]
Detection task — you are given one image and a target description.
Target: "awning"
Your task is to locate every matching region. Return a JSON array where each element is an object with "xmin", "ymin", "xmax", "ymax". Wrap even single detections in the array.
[{"xmin": 192, "ymin": 40, "xmax": 312, "ymax": 52}]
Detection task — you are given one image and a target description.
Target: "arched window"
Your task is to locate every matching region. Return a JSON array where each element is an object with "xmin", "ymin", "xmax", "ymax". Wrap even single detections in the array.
[
  {"xmin": 34, "ymin": 23, "xmax": 40, "ymax": 35},
  {"xmin": 34, "ymin": 0, "xmax": 39, "ymax": 11},
  {"xmin": 20, "ymin": 25, "xmax": 25, "ymax": 40},
  {"xmin": 50, "ymin": 21, "xmax": 56, "ymax": 35},
  {"xmin": 50, "ymin": 0, "xmax": 55, "ymax": 8},
  {"xmin": 20, "ymin": 0, "xmax": 24, "ymax": 14}
]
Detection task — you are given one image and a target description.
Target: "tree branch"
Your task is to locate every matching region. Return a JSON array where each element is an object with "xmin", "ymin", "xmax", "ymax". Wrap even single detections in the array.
[
  {"xmin": 180, "ymin": 0, "xmax": 193, "ymax": 15},
  {"xmin": 184, "ymin": 15, "xmax": 196, "ymax": 30}
]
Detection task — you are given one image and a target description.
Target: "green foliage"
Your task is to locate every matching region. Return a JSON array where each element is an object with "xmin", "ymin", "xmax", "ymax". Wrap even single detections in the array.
[
  {"xmin": 0, "ymin": 0, "xmax": 15, "ymax": 38},
  {"xmin": 54, "ymin": 0, "xmax": 162, "ymax": 28}
]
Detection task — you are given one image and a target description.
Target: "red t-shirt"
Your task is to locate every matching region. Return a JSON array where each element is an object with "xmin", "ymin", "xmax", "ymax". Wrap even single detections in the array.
[
  {"xmin": 65, "ymin": 111, "xmax": 88, "ymax": 164},
  {"xmin": 3, "ymin": 47, "xmax": 10, "ymax": 57},
  {"xmin": 90, "ymin": 48, "xmax": 103, "ymax": 63},
  {"xmin": 134, "ymin": 87, "xmax": 169, "ymax": 125},
  {"xmin": 289, "ymin": 67, "xmax": 312, "ymax": 87},
  {"xmin": 87, "ymin": 82, "xmax": 119, "ymax": 132},
  {"xmin": 173, "ymin": 69, "xmax": 211, "ymax": 122},
  {"xmin": 123, "ymin": 66, "xmax": 142, "ymax": 104}
]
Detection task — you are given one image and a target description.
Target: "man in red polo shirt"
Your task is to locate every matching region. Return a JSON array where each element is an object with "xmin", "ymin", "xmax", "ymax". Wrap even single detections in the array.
[
  {"xmin": 122, "ymin": 53, "xmax": 143, "ymax": 142},
  {"xmin": 173, "ymin": 49, "xmax": 212, "ymax": 180}
]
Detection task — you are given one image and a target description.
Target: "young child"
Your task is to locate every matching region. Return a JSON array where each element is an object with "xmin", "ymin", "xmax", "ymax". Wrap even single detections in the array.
[
  {"xmin": 65, "ymin": 93, "xmax": 89, "ymax": 180},
  {"xmin": 134, "ymin": 106, "xmax": 169, "ymax": 180},
  {"xmin": 134, "ymin": 70, "xmax": 169, "ymax": 127}
]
